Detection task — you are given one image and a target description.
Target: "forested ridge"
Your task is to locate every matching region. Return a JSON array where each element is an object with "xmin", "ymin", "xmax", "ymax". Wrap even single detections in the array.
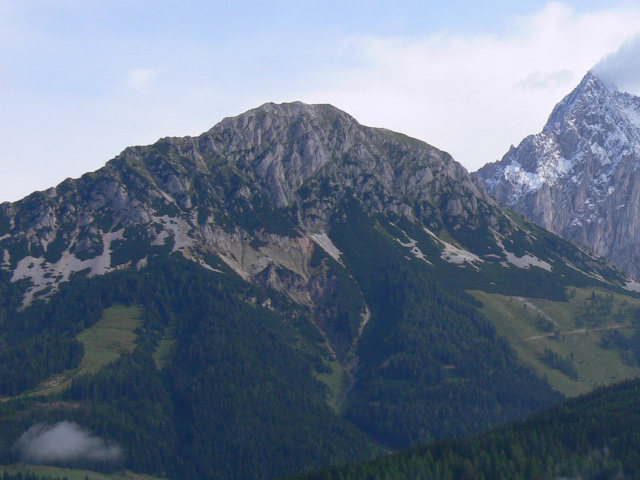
[
  {"xmin": 0, "ymin": 254, "xmax": 377, "ymax": 479},
  {"xmin": 2, "ymin": 473, "xmax": 70, "ymax": 480},
  {"xmin": 331, "ymin": 197, "xmax": 561, "ymax": 448},
  {"xmin": 296, "ymin": 378, "xmax": 640, "ymax": 479}
]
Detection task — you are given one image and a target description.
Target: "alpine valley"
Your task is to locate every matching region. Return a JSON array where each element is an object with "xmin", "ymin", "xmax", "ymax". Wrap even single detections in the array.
[{"xmin": 3, "ymin": 101, "xmax": 640, "ymax": 480}]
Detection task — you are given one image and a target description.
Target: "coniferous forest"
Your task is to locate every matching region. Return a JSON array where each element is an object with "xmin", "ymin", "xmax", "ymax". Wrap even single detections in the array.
[{"xmin": 296, "ymin": 378, "xmax": 640, "ymax": 479}]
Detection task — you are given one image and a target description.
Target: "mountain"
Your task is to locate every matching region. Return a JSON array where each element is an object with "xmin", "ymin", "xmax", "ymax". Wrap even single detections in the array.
[
  {"xmin": 0, "ymin": 102, "xmax": 495, "ymax": 307},
  {"xmin": 1, "ymin": 102, "xmax": 640, "ymax": 480},
  {"xmin": 476, "ymin": 71, "xmax": 640, "ymax": 279}
]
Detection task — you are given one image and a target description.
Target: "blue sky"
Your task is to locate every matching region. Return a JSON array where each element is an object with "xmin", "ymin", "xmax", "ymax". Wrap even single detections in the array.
[{"xmin": 2, "ymin": 1, "xmax": 640, "ymax": 202}]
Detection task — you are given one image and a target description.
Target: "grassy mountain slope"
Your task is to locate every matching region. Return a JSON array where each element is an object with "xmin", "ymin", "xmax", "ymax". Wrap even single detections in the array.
[
  {"xmin": 1, "ymin": 465, "xmax": 162, "ymax": 480},
  {"xmin": 15, "ymin": 305, "xmax": 143, "ymax": 398},
  {"xmin": 472, "ymin": 287, "xmax": 640, "ymax": 396}
]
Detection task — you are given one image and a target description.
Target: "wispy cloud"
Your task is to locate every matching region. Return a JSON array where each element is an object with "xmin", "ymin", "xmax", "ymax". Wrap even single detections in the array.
[
  {"xmin": 2, "ymin": 3, "xmax": 640, "ymax": 202},
  {"xmin": 514, "ymin": 70, "xmax": 575, "ymax": 92},
  {"xmin": 127, "ymin": 68, "xmax": 157, "ymax": 93},
  {"xmin": 300, "ymin": 3, "xmax": 640, "ymax": 170}
]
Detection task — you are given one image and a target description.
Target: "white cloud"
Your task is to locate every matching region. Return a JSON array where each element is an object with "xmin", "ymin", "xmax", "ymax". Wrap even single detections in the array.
[
  {"xmin": 299, "ymin": 3, "xmax": 640, "ymax": 171},
  {"xmin": 127, "ymin": 68, "xmax": 157, "ymax": 93},
  {"xmin": 592, "ymin": 34, "xmax": 640, "ymax": 93},
  {"xmin": 514, "ymin": 70, "xmax": 574, "ymax": 92}
]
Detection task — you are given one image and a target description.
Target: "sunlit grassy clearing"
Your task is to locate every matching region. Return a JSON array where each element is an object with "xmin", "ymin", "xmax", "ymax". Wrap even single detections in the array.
[
  {"xmin": 152, "ymin": 322, "xmax": 177, "ymax": 370},
  {"xmin": 29, "ymin": 305, "xmax": 143, "ymax": 397},
  {"xmin": 470, "ymin": 287, "xmax": 640, "ymax": 397},
  {"xmin": 315, "ymin": 359, "xmax": 346, "ymax": 412},
  {"xmin": 76, "ymin": 304, "xmax": 143, "ymax": 375}
]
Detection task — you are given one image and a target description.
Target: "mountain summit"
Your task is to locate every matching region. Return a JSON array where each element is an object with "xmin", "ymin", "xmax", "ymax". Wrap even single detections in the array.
[
  {"xmin": 476, "ymin": 72, "xmax": 640, "ymax": 278},
  {"xmin": 0, "ymin": 101, "xmax": 495, "ymax": 305}
]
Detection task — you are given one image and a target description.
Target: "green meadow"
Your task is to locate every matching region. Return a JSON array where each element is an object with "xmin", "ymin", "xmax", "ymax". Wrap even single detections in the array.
[
  {"xmin": 28, "ymin": 305, "xmax": 143, "ymax": 397},
  {"xmin": 471, "ymin": 287, "xmax": 640, "ymax": 396}
]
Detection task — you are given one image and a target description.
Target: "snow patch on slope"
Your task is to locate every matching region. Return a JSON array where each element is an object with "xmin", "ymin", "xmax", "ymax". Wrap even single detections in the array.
[
  {"xmin": 154, "ymin": 215, "xmax": 194, "ymax": 251},
  {"xmin": 310, "ymin": 233, "xmax": 342, "ymax": 261},
  {"xmin": 394, "ymin": 229, "xmax": 433, "ymax": 265},
  {"xmin": 502, "ymin": 137, "xmax": 573, "ymax": 196},
  {"xmin": 503, "ymin": 251, "xmax": 552, "ymax": 271},
  {"xmin": 621, "ymin": 97, "xmax": 640, "ymax": 131},
  {"xmin": 423, "ymin": 227, "xmax": 483, "ymax": 268},
  {"xmin": 12, "ymin": 229, "xmax": 125, "ymax": 305},
  {"xmin": 494, "ymin": 236, "xmax": 552, "ymax": 272},
  {"xmin": 623, "ymin": 279, "xmax": 640, "ymax": 293},
  {"xmin": 441, "ymin": 242, "xmax": 483, "ymax": 267}
]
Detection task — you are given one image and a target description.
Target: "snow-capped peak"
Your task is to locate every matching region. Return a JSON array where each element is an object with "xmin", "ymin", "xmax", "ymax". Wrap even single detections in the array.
[
  {"xmin": 475, "ymin": 71, "xmax": 640, "ymax": 279},
  {"xmin": 544, "ymin": 71, "xmax": 612, "ymax": 133}
]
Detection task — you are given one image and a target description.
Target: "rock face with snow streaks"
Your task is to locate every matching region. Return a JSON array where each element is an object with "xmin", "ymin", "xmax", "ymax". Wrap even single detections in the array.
[{"xmin": 476, "ymin": 72, "xmax": 640, "ymax": 278}]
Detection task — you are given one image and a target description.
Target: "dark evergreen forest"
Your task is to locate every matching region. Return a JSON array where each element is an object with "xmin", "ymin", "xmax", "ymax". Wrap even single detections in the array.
[{"xmin": 297, "ymin": 378, "xmax": 640, "ymax": 479}]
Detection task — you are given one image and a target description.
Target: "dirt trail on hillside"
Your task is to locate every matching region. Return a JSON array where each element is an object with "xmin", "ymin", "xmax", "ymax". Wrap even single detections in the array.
[{"xmin": 523, "ymin": 323, "xmax": 631, "ymax": 341}]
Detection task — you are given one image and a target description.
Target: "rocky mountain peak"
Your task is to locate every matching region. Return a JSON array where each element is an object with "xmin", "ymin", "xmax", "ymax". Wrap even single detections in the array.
[
  {"xmin": 203, "ymin": 102, "xmax": 363, "ymax": 208},
  {"xmin": 196, "ymin": 101, "xmax": 495, "ymax": 225},
  {"xmin": 0, "ymin": 102, "xmax": 500, "ymax": 305},
  {"xmin": 476, "ymin": 71, "xmax": 640, "ymax": 278},
  {"xmin": 544, "ymin": 71, "xmax": 612, "ymax": 132}
]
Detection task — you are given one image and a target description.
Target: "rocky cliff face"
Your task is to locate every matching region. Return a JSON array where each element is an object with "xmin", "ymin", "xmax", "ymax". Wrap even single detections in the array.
[
  {"xmin": 0, "ymin": 102, "xmax": 517, "ymax": 364},
  {"xmin": 476, "ymin": 72, "xmax": 640, "ymax": 278}
]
